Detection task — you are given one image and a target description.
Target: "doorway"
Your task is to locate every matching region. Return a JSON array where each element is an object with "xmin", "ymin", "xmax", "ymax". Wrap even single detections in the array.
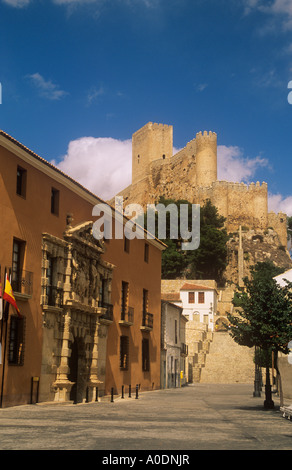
[{"xmin": 68, "ymin": 337, "xmax": 86, "ymax": 404}]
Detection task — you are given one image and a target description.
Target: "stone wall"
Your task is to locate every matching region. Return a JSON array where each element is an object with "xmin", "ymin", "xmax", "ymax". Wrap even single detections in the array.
[
  {"xmin": 200, "ymin": 332, "xmax": 254, "ymax": 384},
  {"xmin": 113, "ymin": 122, "xmax": 288, "ymax": 248}
]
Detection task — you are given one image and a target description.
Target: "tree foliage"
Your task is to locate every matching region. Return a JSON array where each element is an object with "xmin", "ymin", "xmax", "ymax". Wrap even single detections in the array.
[
  {"xmin": 145, "ymin": 197, "xmax": 228, "ymax": 283},
  {"xmin": 227, "ymin": 261, "xmax": 292, "ymax": 356}
]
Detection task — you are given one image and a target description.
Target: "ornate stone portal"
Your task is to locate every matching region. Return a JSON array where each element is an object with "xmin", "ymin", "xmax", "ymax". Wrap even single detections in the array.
[{"xmin": 40, "ymin": 221, "xmax": 114, "ymax": 403}]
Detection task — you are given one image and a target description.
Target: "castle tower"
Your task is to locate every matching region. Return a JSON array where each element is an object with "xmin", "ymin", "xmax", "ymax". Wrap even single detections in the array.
[
  {"xmin": 132, "ymin": 122, "xmax": 173, "ymax": 185},
  {"xmin": 195, "ymin": 131, "xmax": 217, "ymax": 188},
  {"xmin": 253, "ymin": 181, "xmax": 268, "ymax": 228}
]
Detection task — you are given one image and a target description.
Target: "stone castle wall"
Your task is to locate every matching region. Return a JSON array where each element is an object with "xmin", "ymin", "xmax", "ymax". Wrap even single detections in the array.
[{"xmin": 114, "ymin": 122, "xmax": 287, "ymax": 247}]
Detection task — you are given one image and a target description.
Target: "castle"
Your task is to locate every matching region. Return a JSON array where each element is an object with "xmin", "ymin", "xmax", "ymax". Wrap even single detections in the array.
[
  {"xmin": 116, "ymin": 122, "xmax": 288, "ymax": 248},
  {"xmin": 115, "ymin": 122, "xmax": 292, "ymax": 385}
]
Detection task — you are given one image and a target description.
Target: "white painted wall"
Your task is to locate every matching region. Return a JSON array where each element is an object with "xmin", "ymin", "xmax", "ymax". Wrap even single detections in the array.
[
  {"xmin": 161, "ymin": 301, "xmax": 187, "ymax": 388},
  {"xmin": 178, "ymin": 289, "xmax": 217, "ymax": 331}
]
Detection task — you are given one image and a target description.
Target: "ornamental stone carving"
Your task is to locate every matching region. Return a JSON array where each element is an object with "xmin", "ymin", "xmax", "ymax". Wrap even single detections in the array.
[{"xmin": 40, "ymin": 221, "xmax": 114, "ymax": 404}]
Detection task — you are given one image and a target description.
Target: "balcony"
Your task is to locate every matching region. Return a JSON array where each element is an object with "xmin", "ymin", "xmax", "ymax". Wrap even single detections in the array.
[
  {"xmin": 11, "ymin": 270, "xmax": 33, "ymax": 300},
  {"xmin": 141, "ymin": 311, "xmax": 153, "ymax": 331},
  {"xmin": 98, "ymin": 301, "xmax": 113, "ymax": 322},
  {"xmin": 45, "ymin": 285, "xmax": 63, "ymax": 308},
  {"xmin": 181, "ymin": 343, "xmax": 188, "ymax": 356},
  {"xmin": 119, "ymin": 306, "xmax": 134, "ymax": 326}
]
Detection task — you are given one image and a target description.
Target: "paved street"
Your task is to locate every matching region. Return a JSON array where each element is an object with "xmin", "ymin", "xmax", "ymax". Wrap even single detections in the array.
[{"xmin": 0, "ymin": 383, "xmax": 291, "ymax": 452}]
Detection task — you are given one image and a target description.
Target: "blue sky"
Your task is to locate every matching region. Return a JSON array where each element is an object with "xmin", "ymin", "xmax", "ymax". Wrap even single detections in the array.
[{"xmin": 1, "ymin": 0, "xmax": 292, "ymax": 215}]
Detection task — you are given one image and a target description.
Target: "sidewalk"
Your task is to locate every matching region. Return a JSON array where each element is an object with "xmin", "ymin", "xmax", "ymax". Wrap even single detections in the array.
[{"xmin": 0, "ymin": 383, "xmax": 291, "ymax": 451}]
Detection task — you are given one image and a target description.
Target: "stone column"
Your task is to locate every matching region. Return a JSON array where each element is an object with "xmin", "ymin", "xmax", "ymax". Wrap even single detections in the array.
[
  {"xmin": 238, "ymin": 226, "xmax": 244, "ymax": 287},
  {"xmin": 53, "ymin": 308, "xmax": 73, "ymax": 401},
  {"xmin": 87, "ymin": 320, "xmax": 103, "ymax": 401}
]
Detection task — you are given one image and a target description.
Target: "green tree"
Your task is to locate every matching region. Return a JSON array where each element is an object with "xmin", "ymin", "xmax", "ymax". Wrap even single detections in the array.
[
  {"xmin": 227, "ymin": 262, "xmax": 292, "ymax": 408},
  {"xmin": 145, "ymin": 197, "xmax": 228, "ymax": 282},
  {"xmin": 187, "ymin": 200, "xmax": 228, "ymax": 282}
]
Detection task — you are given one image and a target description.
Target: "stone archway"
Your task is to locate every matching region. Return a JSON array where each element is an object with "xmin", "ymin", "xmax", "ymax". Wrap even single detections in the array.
[
  {"xmin": 68, "ymin": 336, "xmax": 87, "ymax": 404},
  {"xmin": 215, "ymin": 316, "xmax": 229, "ymax": 331}
]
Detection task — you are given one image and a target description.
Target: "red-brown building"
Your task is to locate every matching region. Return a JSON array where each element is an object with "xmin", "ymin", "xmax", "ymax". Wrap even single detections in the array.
[{"xmin": 0, "ymin": 130, "xmax": 164, "ymax": 407}]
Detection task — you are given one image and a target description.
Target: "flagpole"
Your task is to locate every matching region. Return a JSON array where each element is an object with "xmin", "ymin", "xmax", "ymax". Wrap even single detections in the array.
[
  {"xmin": 0, "ymin": 268, "xmax": 6, "ymax": 408},
  {"xmin": 0, "ymin": 265, "xmax": 3, "ymax": 351},
  {"xmin": 0, "ymin": 269, "xmax": 10, "ymax": 408}
]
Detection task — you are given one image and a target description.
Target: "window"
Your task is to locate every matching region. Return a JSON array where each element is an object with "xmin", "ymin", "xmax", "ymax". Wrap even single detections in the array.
[
  {"xmin": 12, "ymin": 238, "xmax": 25, "ymax": 293},
  {"xmin": 175, "ymin": 320, "xmax": 178, "ymax": 344},
  {"xmin": 142, "ymin": 338, "xmax": 150, "ymax": 371},
  {"xmin": 198, "ymin": 292, "xmax": 205, "ymax": 304},
  {"xmin": 120, "ymin": 336, "xmax": 129, "ymax": 370},
  {"xmin": 144, "ymin": 243, "xmax": 149, "ymax": 263},
  {"xmin": 188, "ymin": 292, "xmax": 195, "ymax": 303},
  {"xmin": 51, "ymin": 187, "xmax": 59, "ymax": 215},
  {"xmin": 124, "ymin": 236, "xmax": 130, "ymax": 253},
  {"xmin": 121, "ymin": 281, "xmax": 129, "ymax": 320},
  {"xmin": 16, "ymin": 166, "xmax": 27, "ymax": 198},
  {"xmin": 143, "ymin": 289, "xmax": 148, "ymax": 314},
  {"xmin": 46, "ymin": 255, "xmax": 57, "ymax": 306},
  {"xmin": 8, "ymin": 316, "xmax": 25, "ymax": 365},
  {"xmin": 99, "ymin": 277, "xmax": 106, "ymax": 305}
]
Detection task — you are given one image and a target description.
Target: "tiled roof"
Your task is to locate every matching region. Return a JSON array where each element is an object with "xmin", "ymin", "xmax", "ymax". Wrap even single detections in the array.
[
  {"xmin": 0, "ymin": 130, "xmax": 166, "ymax": 248},
  {"xmin": 180, "ymin": 283, "xmax": 214, "ymax": 291},
  {"xmin": 0, "ymin": 129, "xmax": 107, "ymax": 205}
]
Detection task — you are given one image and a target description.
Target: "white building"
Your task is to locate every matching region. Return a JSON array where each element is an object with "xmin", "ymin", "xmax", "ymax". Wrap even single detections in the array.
[
  {"xmin": 273, "ymin": 269, "xmax": 292, "ymax": 287},
  {"xmin": 160, "ymin": 300, "xmax": 188, "ymax": 388},
  {"xmin": 171, "ymin": 282, "xmax": 218, "ymax": 331}
]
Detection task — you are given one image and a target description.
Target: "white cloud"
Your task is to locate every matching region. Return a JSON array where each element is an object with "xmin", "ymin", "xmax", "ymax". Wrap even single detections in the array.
[
  {"xmin": 217, "ymin": 145, "xmax": 269, "ymax": 183},
  {"xmin": 52, "ymin": 136, "xmax": 132, "ymax": 201},
  {"xmin": 268, "ymin": 193, "xmax": 292, "ymax": 216},
  {"xmin": 87, "ymin": 86, "xmax": 105, "ymax": 105},
  {"xmin": 2, "ymin": 0, "xmax": 30, "ymax": 6},
  {"xmin": 218, "ymin": 144, "xmax": 292, "ymax": 216},
  {"xmin": 3, "ymin": 0, "xmax": 158, "ymax": 8},
  {"xmin": 53, "ymin": 138, "xmax": 272, "ymax": 202},
  {"xmin": 26, "ymin": 73, "xmax": 68, "ymax": 100},
  {"xmin": 52, "ymin": 0, "xmax": 98, "ymax": 3},
  {"xmin": 52, "ymin": 136, "xmax": 292, "ymax": 219},
  {"xmin": 244, "ymin": 0, "xmax": 292, "ymax": 30},
  {"xmin": 196, "ymin": 83, "xmax": 208, "ymax": 92}
]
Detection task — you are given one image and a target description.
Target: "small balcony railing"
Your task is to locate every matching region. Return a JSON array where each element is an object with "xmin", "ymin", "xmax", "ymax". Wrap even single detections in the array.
[
  {"xmin": 120, "ymin": 306, "xmax": 134, "ymax": 325},
  {"xmin": 181, "ymin": 343, "xmax": 188, "ymax": 356},
  {"xmin": 46, "ymin": 285, "xmax": 63, "ymax": 308},
  {"xmin": 142, "ymin": 312, "xmax": 153, "ymax": 330},
  {"xmin": 98, "ymin": 301, "xmax": 113, "ymax": 321},
  {"xmin": 11, "ymin": 270, "xmax": 33, "ymax": 296}
]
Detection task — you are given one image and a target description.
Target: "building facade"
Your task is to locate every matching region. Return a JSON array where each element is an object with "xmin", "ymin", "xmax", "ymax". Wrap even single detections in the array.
[
  {"xmin": 0, "ymin": 130, "xmax": 164, "ymax": 407},
  {"xmin": 161, "ymin": 280, "xmax": 217, "ymax": 332},
  {"xmin": 160, "ymin": 300, "xmax": 188, "ymax": 389}
]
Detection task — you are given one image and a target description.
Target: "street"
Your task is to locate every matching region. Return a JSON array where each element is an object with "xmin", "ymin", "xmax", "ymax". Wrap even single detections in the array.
[{"xmin": 0, "ymin": 383, "xmax": 291, "ymax": 452}]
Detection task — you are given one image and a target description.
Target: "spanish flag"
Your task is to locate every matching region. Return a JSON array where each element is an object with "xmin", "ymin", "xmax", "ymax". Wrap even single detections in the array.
[
  {"xmin": 3, "ymin": 274, "xmax": 21, "ymax": 317},
  {"xmin": 0, "ymin": 275, "xmax": 2, "ymax": 321}
]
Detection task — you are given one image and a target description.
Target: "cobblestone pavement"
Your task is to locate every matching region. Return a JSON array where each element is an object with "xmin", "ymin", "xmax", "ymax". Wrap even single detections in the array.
[{"xmin": 0, "ymin": 383, "xmax": 291, "ymax": 452}]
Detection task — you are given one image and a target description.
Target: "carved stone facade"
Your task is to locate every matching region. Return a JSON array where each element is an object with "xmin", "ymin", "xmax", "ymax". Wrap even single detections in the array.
[{"xmin": 40, "ymin": 221, "xmax": 114, "ymax": 403}]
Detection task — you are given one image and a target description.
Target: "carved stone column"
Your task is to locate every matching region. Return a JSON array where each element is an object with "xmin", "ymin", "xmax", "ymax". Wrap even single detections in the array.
[
  {"xmin": 53, "ymin": 308, "xmax": 74, "ymax": 401},
  {"xmin": 87, "ymin": 319, "xmax": 103, "ymax": 402}
]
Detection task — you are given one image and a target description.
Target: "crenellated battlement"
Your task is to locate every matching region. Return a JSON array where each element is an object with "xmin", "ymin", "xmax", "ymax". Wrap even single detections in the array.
[
  {"xmin": 151, "ymin": 122, "xmax": 172, "ymax": 130},
  {"xmin": 196, "ymin": 130, "xmax": 217, "ymax": 142},
  {"xmin": 125, "ymin": 122, "xmax": 287, "ymax": 247},
  {"xmin": 212, "ymin": 180, "xmax": 268, "ymax": 192}
]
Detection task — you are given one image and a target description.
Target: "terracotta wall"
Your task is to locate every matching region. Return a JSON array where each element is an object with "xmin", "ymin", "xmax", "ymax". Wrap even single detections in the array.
[
  {"xmin": 0, "ymin": 139, "xmax": 163, "ymax": 405},
  {"xmin": 102, "ymin": 235, "xmax": 162, "ymax": 394}
]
